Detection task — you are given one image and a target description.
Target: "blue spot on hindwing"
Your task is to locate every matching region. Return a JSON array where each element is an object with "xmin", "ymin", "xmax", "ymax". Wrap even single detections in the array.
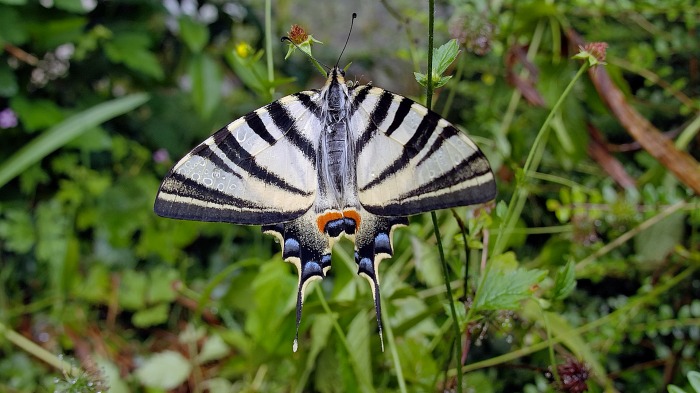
[
  {"xmin": 283, "ymin": 237, "xmax": 301, "ymax": 259},
  {"xmin": 374, "ymin": 232, "xmax": 392, "ymax": 255}
]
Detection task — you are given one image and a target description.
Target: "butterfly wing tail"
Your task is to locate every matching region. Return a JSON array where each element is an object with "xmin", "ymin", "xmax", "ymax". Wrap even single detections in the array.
[
  {"xmin": 355, "ymin": 214, "xmax": 408, "ymax": 352},
  {"xmin": 263, "ymin": 211, "xmax": 332, "ymax": 352}
]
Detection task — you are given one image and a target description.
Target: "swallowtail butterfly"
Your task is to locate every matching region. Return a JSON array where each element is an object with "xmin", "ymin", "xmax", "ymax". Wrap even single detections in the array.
[{"xmin": 154, "ymin": 23, "xmax": 496, "ymax": 352}]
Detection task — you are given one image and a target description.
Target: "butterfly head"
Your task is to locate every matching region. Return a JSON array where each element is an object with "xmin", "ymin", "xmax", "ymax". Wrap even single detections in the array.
[{"xmin": 325, "ymin": 67, "xmax": 349, "ymax": 110}]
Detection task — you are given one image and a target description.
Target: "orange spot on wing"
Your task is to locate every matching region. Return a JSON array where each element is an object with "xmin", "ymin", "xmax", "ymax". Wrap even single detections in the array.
[
  {"xmin": 343, "ymin": 209, "xmax": 361, "ymax": 229},
  {"xmin": 316, "ymin": 211, "xmax": 343, "ymax": 233}
]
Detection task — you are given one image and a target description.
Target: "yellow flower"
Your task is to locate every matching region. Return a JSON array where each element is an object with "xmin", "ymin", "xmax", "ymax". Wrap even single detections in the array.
[{"xmin": 235, "ymin": 42, "xmax": 253, "ymax": 58}]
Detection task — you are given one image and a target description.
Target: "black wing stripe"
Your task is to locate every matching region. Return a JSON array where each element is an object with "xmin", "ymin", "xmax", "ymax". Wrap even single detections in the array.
[
  {"xmin": 193, "ymin": 146, "xmax": 243, "ymax": 180},
  {"xmin": 360, "ymin": 109, "xmax": 441, "ymax": 191},
  {"xmin": 356, "ymin": 91, "xmax": 394, "ymax": 155},
  {"xmin": 213, "ymin": 132, "xmax": 311, "ymax": 196},
  {"xmin": 350, "ymin": 85, "xmax": 372, "ymax": 116},
  {"xmin": 160, "ymin": 172, "xmax": 260, "ymax": 209},
  {"xmin": 414, "ymin": 124, "xmax": 460, "ymax": 167},
  {"xmin": 294, "ymin": 91, "xmax": 321, "ymax": 119},
  {"xmin": 268, "ymin": 100, "xmax": 317, "ymax": 163},
  {"xmin": 244, "ymin": 111, "xmax": 277, "ymax": 146},
  {"xmin": 385, "ymin": 96, "xmax": 413, "ymax": 136},
  {"xmin": 404, "ymin": 152, "xmax": 493, "ymax": 200}
]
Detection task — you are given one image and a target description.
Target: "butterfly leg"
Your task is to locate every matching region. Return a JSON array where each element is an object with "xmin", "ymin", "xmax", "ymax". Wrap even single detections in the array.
[
  {"xmin": 263, "ymin": 212, "xmax": 332, "ymax": 352},
  {"xmin": 354, "ymin": 214, "xmax": 408, "ymax": 351}
]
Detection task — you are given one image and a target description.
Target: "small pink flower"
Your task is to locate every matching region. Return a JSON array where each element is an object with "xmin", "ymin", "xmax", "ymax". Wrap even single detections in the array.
[
  {"xmin": 0, "ymin": 108, "xmax": 18, "ymax": 129},
  {"xmin": 153, "ymin": 148, "xmax": 170, "ymax": 163}
]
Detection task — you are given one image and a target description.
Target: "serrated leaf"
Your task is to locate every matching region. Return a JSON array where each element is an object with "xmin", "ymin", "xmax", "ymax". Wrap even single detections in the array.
[
  {"xmin": 179, "ymin": 16, "xmax": 209, "ymax": 53},
  {"xmin": 189, "ymin": 53, "xmax": 222, "ymax": 119},
  {"xmin": 433, "ymin": 39, "xmax": 460, "ymax": 75},
  {"xmin": 414, "ymin": 39, "xmax": 460, "ymax": 88},
  {"xmin": 552, "ymin": 260, "xmax": 576, "ymax": 300},
  {"xmin": 135, "ymin": 351, "xmax": 192, "ymax": 390},
  {"xmin": 473, "ymin": 252, "xmax": 546, "ymax": 311}
]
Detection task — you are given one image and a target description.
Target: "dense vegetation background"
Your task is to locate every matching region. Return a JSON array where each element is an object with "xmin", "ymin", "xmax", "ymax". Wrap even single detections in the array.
[{"xmin": 1, "ymin": 0, "xmax": 699, "ymax": 392}]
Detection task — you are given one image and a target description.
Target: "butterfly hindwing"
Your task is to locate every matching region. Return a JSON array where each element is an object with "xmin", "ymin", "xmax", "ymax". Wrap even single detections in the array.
[
  {"xmin": 154, "ymin": 92, "xmax": 323, "ymax": 225},
  {"xmin": 349, "ymin": 85, "xmax": 496, "ymax": 216}
]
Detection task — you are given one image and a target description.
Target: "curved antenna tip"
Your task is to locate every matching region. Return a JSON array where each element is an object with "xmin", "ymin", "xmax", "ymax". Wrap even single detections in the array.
[{"xmin": 352, "ymin": 12, "xmax": 357, "ymax": 18}]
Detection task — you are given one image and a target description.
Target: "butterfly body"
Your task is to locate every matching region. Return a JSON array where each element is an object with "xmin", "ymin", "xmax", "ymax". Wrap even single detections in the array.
[{"xmin": 155, "ymin": 66, "xmax": 496, "ymax": 351}]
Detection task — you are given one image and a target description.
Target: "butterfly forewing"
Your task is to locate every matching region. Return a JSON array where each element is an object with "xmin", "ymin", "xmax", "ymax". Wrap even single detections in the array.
[
  {"xmin": 350, "ymin": 85, "xmax": 496, "ymax": 216},
  {"xmin": 154, "ymin": 92, "xmax": 322, "ymax": 225}
]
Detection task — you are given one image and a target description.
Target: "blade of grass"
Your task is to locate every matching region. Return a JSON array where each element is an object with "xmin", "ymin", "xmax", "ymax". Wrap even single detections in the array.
[{"xmin": 0, "ymin": 93, "xmax": 150, "ymax": 189}]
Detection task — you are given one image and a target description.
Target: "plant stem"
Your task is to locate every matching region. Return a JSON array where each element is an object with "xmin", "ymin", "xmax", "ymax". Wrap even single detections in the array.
[
  {"xmin": 576, "ymin": 200, "xmax": 687, "ymax": 272},
  {"xmin": 381, "ymin": 294, "xmax": 408, "ymax": 393},
  {"xmin": 492, "ymin": 63, "xmax": 589, "ymax": 257},
  {"xmin": 0, "ymin": 322, "xmax": 80, "ymax": 377},
  {"xmin": 265, "ymin": 0, "xmax": 274, "ymax": 96},
  {"xmin": 425, "ymin": 0, "xmax": 463, "ymax": 391}
]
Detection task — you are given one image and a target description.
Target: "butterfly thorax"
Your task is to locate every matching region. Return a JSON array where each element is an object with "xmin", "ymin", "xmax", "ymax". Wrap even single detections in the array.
[{"xmin": 317, "ymin": 68, "xmax": 357, "ymax": 212}]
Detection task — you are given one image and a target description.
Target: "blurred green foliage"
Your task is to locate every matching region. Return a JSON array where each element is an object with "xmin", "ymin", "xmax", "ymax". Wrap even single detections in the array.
[{"xmin": 0, "ymin": 0, "xmax": 699, "ymax": 392}]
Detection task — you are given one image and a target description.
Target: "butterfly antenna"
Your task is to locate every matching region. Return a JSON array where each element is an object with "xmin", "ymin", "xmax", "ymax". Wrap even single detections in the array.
[
  {"xmin": 281, "ymin": 36, "xmax": 331, "ymax": 72},
  {"xmin": 335, "ymin": 12, "xmax": 357, "ymax": 68}
]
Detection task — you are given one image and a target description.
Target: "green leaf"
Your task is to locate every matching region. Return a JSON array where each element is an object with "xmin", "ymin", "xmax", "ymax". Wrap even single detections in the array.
[
  {"xmin": 135, "ymin": 351, "xmax": 192, "ymax": 390},
  {"xmin": 132, "ymin": 304, "xmax": 170, "ymax": 328},
  {"xmin": 179, "ymin": 16, "xmax": 209, "ymax": 53},
  {"xmin": 0, "ymin": 63, "xmax": 18, "ymax": 97},
  {"xmin": 189, "ymin": 53, "xmax": 222, "ymax": 119},
  {"xmin": 225, "ymin": 47, "xmax": 271, "ymax": 101},
  {"xmin": 345, "ymin": 311, "xmax": 373, "ymax": 387},
  {"xmin": 197, "ymin": 334, "xmax": 231, "ymax": 364},
  {"xmin": 0, "ymin": 207, "xmax": 35, "ymax": 253},
  {"xmin": 146, "ymin": 267, "xmax": 178, "ymax": 303},
  {"xmin": 0, "ymin": 93, "xmax": 149, "ymax": 189},
  {"xmin": 10, "ymin": 96, "xmax": 65, "ymax": 132},
  {"xmin": 0, "ymin": 6, "xmax": 29, "ymax": 44},
  {"xmin": 118, "ymin": 269, "xmax": 147, "ymax": 310},
  {"xmin": 433, "ymin": 39, "xmax": 460, "ymax": 75},
  {"xmin": 55, "ymin": 0, "xmax": 89, "ymax": 13},
  {"xmin": 667, "ymin": 385, "xmax": 687, "ymax": 393},
  {"xmin": 689, "ymin": 371, "xmax": 700, "ymax": 393},
  {"xmin": 634, "ymin": 210, "xmax": 685, "ymax": 266},
  {"xmin": 104, "ymin": 33, "xmax": 163, "ymax": 80},
  {"xmin": 552, "ymin": 260, "xmax": 576, "ymax": 300},
  {"xmin": 95, "ymin": 357, "xmax": 129, "ymax": 393},
  {"xmin": 414, "ymin": 39, "xmax": 460, "ymax": 88},
  {"xmin": 473, "ymin": 252, "xmax": 546, "ymax": 312},
  {"xmin": 74, "ymin": 263, "xmax": 111, "ymax": 304}
]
